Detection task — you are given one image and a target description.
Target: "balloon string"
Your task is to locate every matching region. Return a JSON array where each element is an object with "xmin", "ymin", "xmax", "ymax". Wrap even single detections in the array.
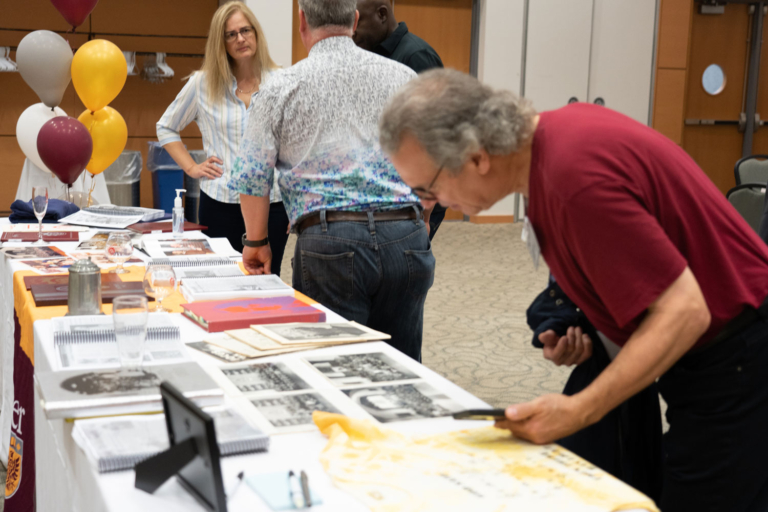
[{"xmin": 88, "ymin": 173, "xmax": 96, "ymax": 207}]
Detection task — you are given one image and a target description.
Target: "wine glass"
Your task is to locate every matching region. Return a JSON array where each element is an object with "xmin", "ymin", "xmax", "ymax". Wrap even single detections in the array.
[
  {"xmin": 143, "ymin": 265, "xmax": 177, "ymax": 313},
  {"xmin": 105, "ymin": 233, "xmax": 133, "ymax": 274},
  {"xmin": 112, "ymin": 295, "xmax": 149, "ymax": 373},
  {"xmin": 31, "ymin": 186, "xmax": 49, "ymax": 246}
]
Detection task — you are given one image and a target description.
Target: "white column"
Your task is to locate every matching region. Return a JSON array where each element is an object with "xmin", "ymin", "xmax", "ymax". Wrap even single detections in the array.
[
  {"xmin": 245, "ymin": 0, "xmax": 294, "ymax": 69},
  {"xmin": 476, "ymin": 0, "xmax": 526, "ymax": 218}
]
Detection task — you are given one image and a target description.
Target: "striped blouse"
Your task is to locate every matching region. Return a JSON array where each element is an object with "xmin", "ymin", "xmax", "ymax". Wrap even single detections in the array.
[{"xmin": 156, "ymin": 71, "xmax": 279, "ymax": 204}]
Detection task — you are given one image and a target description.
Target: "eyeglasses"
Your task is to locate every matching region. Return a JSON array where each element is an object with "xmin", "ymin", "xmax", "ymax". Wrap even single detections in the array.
[
  {"xmin": 225, "ymin": 26, "xmax": 255, "ymax": 42},
  {"xmin": 410, "ymin": 166, "xmax": 444, "ymax": 201}
]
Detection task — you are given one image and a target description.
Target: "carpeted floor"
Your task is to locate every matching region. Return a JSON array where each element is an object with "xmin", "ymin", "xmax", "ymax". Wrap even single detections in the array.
[{"xmin": 279, "ymin": 221, "xmax": 572, "ymax": 408}]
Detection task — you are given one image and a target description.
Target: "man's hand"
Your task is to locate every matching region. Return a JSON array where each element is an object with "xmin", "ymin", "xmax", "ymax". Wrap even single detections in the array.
[
  {"xmin": 539, "ymin": 327, "xmax": 593, "ymax": 366},
  {"xmin": 494, "ymin": 394, "xmax": 591, "ymax": 445},
  {"xmin": 242, "ymin": 245, "xmax": 272, "ymax": 275},
  {"xmin": 186, "ymin": 156, "xmax": 224, "ymax": 179}
]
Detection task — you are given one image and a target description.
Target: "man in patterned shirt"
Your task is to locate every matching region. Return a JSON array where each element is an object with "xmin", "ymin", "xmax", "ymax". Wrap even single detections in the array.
[{"xmin": 230, "ymin": 0, "xmax": 435, "ymax": 361}]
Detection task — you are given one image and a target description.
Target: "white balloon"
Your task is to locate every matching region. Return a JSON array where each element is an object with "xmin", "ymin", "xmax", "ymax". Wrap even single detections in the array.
[{"xmin": 15, "ymin": 103, "xmax": 67, "ymax": 175}]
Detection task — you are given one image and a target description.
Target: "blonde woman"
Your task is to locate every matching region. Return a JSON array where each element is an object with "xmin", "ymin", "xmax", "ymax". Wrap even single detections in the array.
[{"xmin": 157, "ymin": 1, "xmax": 290, "ymax": 273}]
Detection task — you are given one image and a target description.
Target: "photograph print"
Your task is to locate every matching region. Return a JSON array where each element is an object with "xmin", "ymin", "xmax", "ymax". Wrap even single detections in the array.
[
  {"xmin": 187, "ymin": 342, "xmax": 249, "ymax": 364},
  {"xmin": 158, "ymin": 240, "xmax": 214, "ymax": 257},
  {"xmin": 343, "ymin": 382, "xmax": 464, "ymax": 423},
  {"xmin": 305, "ymin": 352, "xmax": 419, "ymax": 387},
  {"xmin": 255, "ymin": 322, "xmax": 388, "ymax": 344},
  {"xmin": 2, "ymin": 246, "xmax": 66, "ymax": 259},
  {"xmin": 222, "ymin": 362, "xmax": 310, "ymax": 396},
  {"xmin": 251, "ymin": 392, "xmax": 341, "ymax": 430},
  {"xmin": 20, "ymin": 257, "xmax": 77, "ymax": 274}
]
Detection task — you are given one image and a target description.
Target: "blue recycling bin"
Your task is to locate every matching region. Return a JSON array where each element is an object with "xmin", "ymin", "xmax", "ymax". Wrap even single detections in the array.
[{"xmin": 147, "ymin": 141, "xmax": 184, "ymax": 214}]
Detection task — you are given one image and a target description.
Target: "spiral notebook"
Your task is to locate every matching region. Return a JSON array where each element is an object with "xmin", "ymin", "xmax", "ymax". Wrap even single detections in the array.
[
  {"xmin": 52, "ymin": 314, "xmax": 180, "ymax": 345},
  {"xmin": 72, "ymin": 405, "xmax": 270, "ymax": 473},
  {"xmin": 83, "ymin": 205, "xmax": 165, "ymax": 222},
  {"xmin": 149, "ymin": 257, "xmax": 238, "ymax": 269},
  {"xmin": 51, "ymin": 314, "xmax": 186, "ymax": 370}
]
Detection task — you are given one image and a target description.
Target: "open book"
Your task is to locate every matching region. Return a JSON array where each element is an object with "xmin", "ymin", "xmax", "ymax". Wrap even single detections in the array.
[{"xmin": 72, "ymin": 405, "xmax": 269, "ymax": 473}]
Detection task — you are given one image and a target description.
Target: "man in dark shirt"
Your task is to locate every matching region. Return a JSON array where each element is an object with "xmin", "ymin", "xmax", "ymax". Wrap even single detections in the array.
[{"xmin": 353, "ymin": 0, "xmax": 447, "ymax": 239}]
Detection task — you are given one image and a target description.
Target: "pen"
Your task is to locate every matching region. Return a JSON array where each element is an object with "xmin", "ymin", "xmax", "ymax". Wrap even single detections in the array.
[
  {"xmin": 300, "ymin": 470, "xmax": 311, "ymax": 507},
  {"xmin": 288, "ymin": 470, "xmax": 305, "ymax": 509},
  {"xmin": 226, "ymin": 471, "xmax": 244, "ymax": 502}
]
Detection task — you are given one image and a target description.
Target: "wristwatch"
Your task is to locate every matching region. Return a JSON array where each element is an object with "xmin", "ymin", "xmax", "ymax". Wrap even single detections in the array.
[{"xmin": 242, "ymin": 234, "xmax": 269, "ymax": 248}]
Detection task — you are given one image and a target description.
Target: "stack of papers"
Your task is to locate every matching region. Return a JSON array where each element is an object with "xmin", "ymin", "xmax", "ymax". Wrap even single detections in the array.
[{"xmin": 189, "ymin": 322, "xmax": 390, "ymax": 362}]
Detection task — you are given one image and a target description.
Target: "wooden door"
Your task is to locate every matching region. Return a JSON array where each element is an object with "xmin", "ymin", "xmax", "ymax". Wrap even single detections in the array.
[
  {"xmin": 524, "ymin": 0, "xmax": 594, "ymax": 111},
  {"xmin": 588, "ymin": 0, "xmax": 657, "ymax": 124},
  {"xmin": 682, "ymin": 4, "xmax": 751, "ymax": 194}
]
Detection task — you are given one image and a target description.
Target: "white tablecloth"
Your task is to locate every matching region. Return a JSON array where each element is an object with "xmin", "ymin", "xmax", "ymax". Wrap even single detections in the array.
[
  {"xmin": 0, "ymin": 222, "xmax": 652, "ymax": 512},
  {"xmin": 34, "ymin": 320, "xmax": 491, "ymax": 512}
]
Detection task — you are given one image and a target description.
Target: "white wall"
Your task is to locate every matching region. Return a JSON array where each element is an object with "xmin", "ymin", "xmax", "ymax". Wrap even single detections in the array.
[
  {"xmin": 246, "ymin": 0, "xmax": 293, "ymax": 68},
  {"xmin": 476, "ymin": 0, "xmax": 525, "ymax": 217}
]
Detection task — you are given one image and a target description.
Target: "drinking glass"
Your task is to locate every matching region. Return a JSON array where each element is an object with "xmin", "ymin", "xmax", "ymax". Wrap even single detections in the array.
[
  {"xmin": 105, "ymin": 233, "xmax": 133, "ymax": 274},
  {"xmin": 112, "ymin": 295, "xmax": 149, "ymax": 373},
  {"xmin": 143, "ymin": 265, "xmax": 177, "ymax": 313},
  {"xmin": 31, "ymin": 186, "xmax": 49, "ymax": 246}
]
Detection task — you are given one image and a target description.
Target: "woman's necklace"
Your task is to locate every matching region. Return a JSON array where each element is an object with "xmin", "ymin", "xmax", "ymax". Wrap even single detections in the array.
[{"xmin": 236, "ymin": 79, "xmax": 259, "ymax": 95}]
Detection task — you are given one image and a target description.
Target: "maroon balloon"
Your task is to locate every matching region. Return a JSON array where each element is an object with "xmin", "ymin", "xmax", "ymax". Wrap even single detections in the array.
[
  {"xmin": 49, "ymin": 0, "xmax": 99, "ymax": 29},
  {"xmin": 37, "ymin": 117, "xmax": 93, "ymax": 186}
]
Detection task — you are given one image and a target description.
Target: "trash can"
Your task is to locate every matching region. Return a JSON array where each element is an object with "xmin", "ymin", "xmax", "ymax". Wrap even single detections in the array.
[
  {"xmin": 187, "ymin": 150, "xmax": 206, "ymax": 224},
  {"xmin": 102, "ymin": 150, "xmax": 142, "ymax": 207},
  {"xmin": 147, "ymin": 141, "xmax": 184, "ymax": 214}
]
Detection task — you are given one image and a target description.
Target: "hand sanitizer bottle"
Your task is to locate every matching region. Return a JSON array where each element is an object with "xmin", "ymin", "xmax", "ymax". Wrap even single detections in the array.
[{"xmin": 172, "ymin": 189, "xmax": 186, "ymax": 238}]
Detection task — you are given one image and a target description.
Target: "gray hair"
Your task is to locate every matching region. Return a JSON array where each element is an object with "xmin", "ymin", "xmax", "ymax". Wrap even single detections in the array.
[
  {"xmin": 298, "ymin": 0, "xmax": 357, "ymax": 29},
  {"xmin": 380, "ymin": 69, "xmax": 536, "ymax": 172}
]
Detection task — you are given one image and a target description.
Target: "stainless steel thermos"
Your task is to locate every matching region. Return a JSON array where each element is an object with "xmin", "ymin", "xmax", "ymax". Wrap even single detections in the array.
[{"xmin": 67, "ymin": 257, "xmax": 102, "ymax": 315}]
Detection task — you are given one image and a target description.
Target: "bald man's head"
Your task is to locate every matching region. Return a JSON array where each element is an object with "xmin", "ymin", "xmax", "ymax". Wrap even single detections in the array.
[{"xmin": 353, "ymin": 0, "xmax": 397, "ymax": 52}]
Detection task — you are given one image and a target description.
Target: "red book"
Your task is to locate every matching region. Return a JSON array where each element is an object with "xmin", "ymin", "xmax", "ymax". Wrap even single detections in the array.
[
  {"xmin": 31, "ymin": 281, "xmax": 149, "ymax": 307},
  {"xmin": 128, "ymin": 221, "xmax": 207, "ymax": 234},
  {"xmin": 23, "ymin": 273, "xmax": 122, "ymax": 291},
  {"xmin": 181, "ymin": 296, "xmax": 325, "ymax": 332},
  {"xmin": 1, "ymin": 231, "xmax": 80, "ymax": 242}
]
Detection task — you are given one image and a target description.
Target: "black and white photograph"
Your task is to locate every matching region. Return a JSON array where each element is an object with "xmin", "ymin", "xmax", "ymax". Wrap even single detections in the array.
[
  {"xmin": 305, "ymin": 352, "xmax": 419, "ymax": 387},
  {"xmin": 187, "ymin": 341, "xmax": 250, "ymax": 363},
  {"xmin": 222, "ymin": 362, "xmax": 310, "ymax": 395},
  {"xmin": 251, "ymin": 392, "xmax": 341, "ymax": 430},
  {"xmin": 254, "ymin": 322, "xmax": 389, "ymax": 345},
  {"xmin": 342, "ymin": 382, "xmax": 463, "ymax": 423},
  {"xmin": 37, "ymin": 362, "xmax": 222, "ymax": 419}
]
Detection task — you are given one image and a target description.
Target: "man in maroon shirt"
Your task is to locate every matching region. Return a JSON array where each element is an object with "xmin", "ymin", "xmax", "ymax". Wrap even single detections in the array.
[{"xmin": 380, "ymin": 69, "xmax": 768, "ymax": 512}]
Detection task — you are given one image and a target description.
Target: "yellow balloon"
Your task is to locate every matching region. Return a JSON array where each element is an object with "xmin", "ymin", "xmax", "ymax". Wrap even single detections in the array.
[
  {"xmin": 78, "ymin": 107, "xmax": 128, "ymax": 175},
  {"xmin": 71, "ymin": 40, "xmax": 127, "ymax": 112}
]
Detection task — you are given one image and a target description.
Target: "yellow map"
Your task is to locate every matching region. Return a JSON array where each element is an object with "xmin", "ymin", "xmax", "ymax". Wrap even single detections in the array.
[{"xmin": 314, "ymin": 413, "xmax": 659, "ymax": 512}]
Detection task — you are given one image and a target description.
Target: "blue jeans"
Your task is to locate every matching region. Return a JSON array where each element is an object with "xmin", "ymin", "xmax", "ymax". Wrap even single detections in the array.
[{"xmin": 292, "ymin": 210, "xmax": 435, "ymax": 360}]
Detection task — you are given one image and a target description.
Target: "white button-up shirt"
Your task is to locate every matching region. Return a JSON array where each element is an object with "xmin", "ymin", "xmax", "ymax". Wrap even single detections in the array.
[{"xmin": 157, "ymin": 71, "xmax": 279, "ymax": 204}]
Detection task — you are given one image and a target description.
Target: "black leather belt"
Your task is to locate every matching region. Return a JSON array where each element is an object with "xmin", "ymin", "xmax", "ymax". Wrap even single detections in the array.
[
  {"xmin": 296, "ymin": 209, "xmax": 418, "ymax": 235},
  {"xmin": 695, "ymin": 294, "xmax": 768, "ymax": 352}
]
